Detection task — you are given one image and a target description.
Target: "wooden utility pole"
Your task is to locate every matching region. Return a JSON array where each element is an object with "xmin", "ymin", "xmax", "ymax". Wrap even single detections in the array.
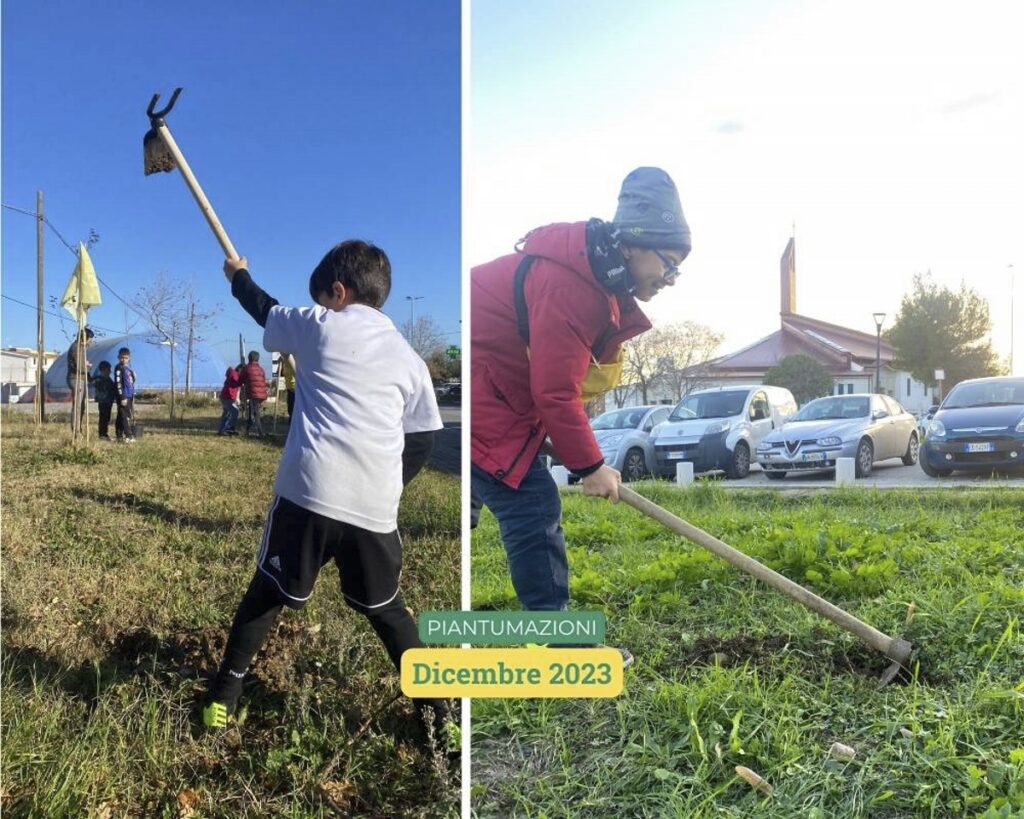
[
  {"xmin": 35, "ymin": 191, "xmax": 45, "ymax": 423},
  {"xmin": 185, "ymin": 301, "xmax": 195, "ymax": 394}
]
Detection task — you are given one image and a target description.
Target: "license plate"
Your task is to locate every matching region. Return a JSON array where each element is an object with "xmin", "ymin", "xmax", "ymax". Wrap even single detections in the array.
[
  {"xmin": 803, "ymin": 452, "xmax": 824, "ymax": 462},
  {"xmin": 966, "ymin": 442, "xmax": 994, "ymax": 453},
  {"xmin": 667, "ymin": 451, "xmax": 685, "ymax": 459}
]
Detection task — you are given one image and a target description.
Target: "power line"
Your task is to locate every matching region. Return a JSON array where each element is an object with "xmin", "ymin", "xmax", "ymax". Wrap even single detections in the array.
[
  {"xmin": 1, "ymin": 294, "xmax": 126, "ymax": 337},
  {"xmin": 3, "ymin": 200, "xmax": 158, "ymax": 329}
]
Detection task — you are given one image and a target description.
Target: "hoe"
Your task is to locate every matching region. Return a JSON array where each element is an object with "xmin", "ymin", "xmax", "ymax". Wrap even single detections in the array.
[{"xmin": 611, "ymin": 485, "xmax": 914, "ymax": 684}]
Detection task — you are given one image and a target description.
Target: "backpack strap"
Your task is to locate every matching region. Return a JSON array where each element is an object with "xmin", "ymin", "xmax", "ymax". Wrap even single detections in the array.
[
  {"xmin": 513, "ymin": 254, "xmax": 535, "ymax": 345},
  {"xmin": 513, "ymin": 253, "xmax": 613, "ymax": 359}
]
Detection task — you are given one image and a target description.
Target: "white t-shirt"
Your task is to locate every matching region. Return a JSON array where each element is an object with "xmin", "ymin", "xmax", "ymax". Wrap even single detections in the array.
[{"xmin": 263, "ymin": 303, "xmax": 443, "ymax": 532}]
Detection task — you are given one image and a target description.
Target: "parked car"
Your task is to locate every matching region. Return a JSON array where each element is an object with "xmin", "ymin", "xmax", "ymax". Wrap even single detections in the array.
[
  {"xmin": 916, "ymin": 404, "xmax": 940, "ymax": 438},
  {"xmin": 756, "ymin": 393, "xmax": 919, "ymax": 479},
  {"xmin": 589, "ymin": 404, "xmax": 671, "ymax": 481},
  {"xmin": 919, "ymin": 376, "xmax": 1024, "ymax": 477},
  {"xmin": 650, "ymin": 385, "xmax": 797, "ymax": 479}
]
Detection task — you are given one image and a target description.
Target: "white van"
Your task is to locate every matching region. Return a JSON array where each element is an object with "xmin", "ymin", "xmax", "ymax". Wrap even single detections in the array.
[{"xmin": 650, "ymin": 385, "xmax": 798, "ymax": 479}]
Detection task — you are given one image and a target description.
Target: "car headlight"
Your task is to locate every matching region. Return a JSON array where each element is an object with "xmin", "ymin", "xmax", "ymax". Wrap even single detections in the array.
[
  {"xmin": 756, "ymin": 441, "xmax": 772, "ymax": 452},
  {"xmin": 1016, "ymin": 418, "xmax": 1024, "ymax": 433},
  {"xmin": 817, "ymin": 436, "xmax": 842, "ymax": 447},
  {"xmin": 927, "ymin": 419, "xmax": 946, "ymax": 437},
  {"xmin": 705, "ymin": 420, "xmax": 731, "ymax": 435},
  {"xmin": 600, "ymin": 433, "xmax": 624, "ymax": 448}
]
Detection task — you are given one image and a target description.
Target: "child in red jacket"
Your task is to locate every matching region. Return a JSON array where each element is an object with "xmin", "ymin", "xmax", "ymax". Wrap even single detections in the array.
[
  {"xmin": 240, "ymin": 351, "xmax": 269, "ymax": 438},
  {"xmin": 217, "ymin": 364, "xmax": 243, "ymax": 435},
  {"xmin": 471, "ymin": 168, "xmax": 690, "ymax": 666}
]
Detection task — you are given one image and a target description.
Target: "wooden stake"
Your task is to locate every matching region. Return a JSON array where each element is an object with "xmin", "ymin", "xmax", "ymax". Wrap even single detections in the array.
[{"xmin": 35, "ymin": 191, "xmax": 45, "ymax": 424}]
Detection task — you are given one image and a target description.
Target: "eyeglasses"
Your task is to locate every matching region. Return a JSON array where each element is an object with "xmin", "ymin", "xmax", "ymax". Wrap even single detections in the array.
[{"xmin": 653, "ymin": 250, "xmax": 682, "ymax": 285}]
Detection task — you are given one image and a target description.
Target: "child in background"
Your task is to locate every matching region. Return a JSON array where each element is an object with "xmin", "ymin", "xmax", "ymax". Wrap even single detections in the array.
[
  {"xmin": 218, "ymin": 364, "xmax": 243, "ymax": 436},
  {"xmin": 114, "ymin": 346, "xmax": 137, "ymax": 443},
  {"xmin": 279, "ymin": 354, "xmax": 296, "ymax": 421},
  {"xmin": 91, "ymin": 360, "xmax": 115, "ymax": 441},
  {"xmin": 204, "ymin": 240, "xmax": 448, "ymax": 743},
  {"xmin": 240, "ymin": 350, "xmax": 268, "ymax": 438}
]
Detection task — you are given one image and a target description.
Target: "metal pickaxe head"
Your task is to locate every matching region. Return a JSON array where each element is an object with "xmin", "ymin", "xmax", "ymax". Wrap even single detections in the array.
[{"xmin": 143, "ymin": 88, "xmax": 183, "ymax": 175}]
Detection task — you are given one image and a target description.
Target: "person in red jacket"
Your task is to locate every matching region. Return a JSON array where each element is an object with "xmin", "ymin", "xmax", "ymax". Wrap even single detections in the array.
[
  {"xmin": 471, "ymin": 167, "xmax": 691, "ymax": 629},
  {"xmin": 240, "ymin": 350, "xmax": 269, "ymax": 438},
  {"xmin": 217, "ymin": 364, "xmax": 244, "ymax": 436}
]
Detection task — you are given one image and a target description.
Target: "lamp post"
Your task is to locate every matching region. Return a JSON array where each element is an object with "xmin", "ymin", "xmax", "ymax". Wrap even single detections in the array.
[
  {"xmin": 405, "ymin": 295, "xmax": 423, "ymax": 351},
  {"xmin": 1010, "ymin": 264, "xmax": 1015, "ymax": 375},
  {"xmin": 872, "ymin": 312, "xmax": 886, "ymax": 393}
]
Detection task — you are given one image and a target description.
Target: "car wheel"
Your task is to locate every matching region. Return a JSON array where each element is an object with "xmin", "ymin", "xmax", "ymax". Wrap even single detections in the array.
[
  {"xmin": 765, "ymin": 470, "xmax": 787, "ymax": 480},
  {"xmin": 919, "ymin": 457, "xmax": 952, "ymax": 478},
  {"xmin": 725, "ymin": 441, "xmax": 751, "ymax": 479},
  {"xmin": 622, "ymin": 448, "xmax": 647, "ymax": 482},
  {"xmin": 901, "ymin": 432, "xmax": 919, "ymax": 466},
  {"xmin": 854, "ymin": 438, "xmax": 874, "ymax": 478}
]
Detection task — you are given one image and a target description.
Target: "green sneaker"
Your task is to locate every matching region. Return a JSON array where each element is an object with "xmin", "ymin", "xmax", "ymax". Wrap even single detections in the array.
[{"xmin": 202, "ymin": 699, "xmax": 234, "ymax": 729}]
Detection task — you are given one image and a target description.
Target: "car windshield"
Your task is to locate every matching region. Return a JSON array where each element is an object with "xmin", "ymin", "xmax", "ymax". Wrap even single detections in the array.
[
  {"xmin": 592, "ymin": 408, "xmax": 647, "ymax": 430},
  {"xmin": 943, "ymin": 379, "xmax": 1024, "ymax": 409},
  {"xmin": 791, "ymin": 396, "xmax": 869, "ymax": 421},
  {"xmin": 669, "ymin": 391, "xmax": 747, "ymax": 421}
]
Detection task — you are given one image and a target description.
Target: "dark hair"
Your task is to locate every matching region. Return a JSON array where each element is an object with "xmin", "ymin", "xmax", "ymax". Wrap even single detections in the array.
[
  {"xmin": 248, "ymin": 350, "xmax": 260, "ymax": 362},
  {"xmin": 308, "ymin": 240, "xmax": 391, "ymax": 308},
  {"xmin": 118, "ymin": 347, "xmax": 131, "ymax": 357},
  {"xmin": 98, "ymin": 360, "xmax": 112, "ymax": 372},
  {"xmin": 80, "ymin": 327, "xmax": 95, "ymax": 341}
]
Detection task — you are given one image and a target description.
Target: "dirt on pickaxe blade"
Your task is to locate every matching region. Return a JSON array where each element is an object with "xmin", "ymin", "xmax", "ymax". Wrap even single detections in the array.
[{"xmin": 609, "ymin": 485, "xmax": 916, "ymax": 684}]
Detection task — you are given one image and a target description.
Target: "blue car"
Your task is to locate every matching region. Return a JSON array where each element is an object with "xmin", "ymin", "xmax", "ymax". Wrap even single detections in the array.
[{"xmin": 920, "ymin": 376, "xmax": 1024, "ymax": 477}]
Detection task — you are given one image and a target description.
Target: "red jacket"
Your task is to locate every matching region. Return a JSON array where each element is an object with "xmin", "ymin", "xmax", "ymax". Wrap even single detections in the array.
[
  {"xmin": 241, "ymin": 362, "xmax": 268, "ymax": 401},
  {"xmin": 219, "ymin": 367, "xmax": 242, "ymax": 401},
  {"xmin": 471, "ymin": 222, "xmax": 652, "ymax": 488}
]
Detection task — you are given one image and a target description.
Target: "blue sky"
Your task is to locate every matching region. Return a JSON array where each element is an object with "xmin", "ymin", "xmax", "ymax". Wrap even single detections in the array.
[
  {"xmin": 470, "ymin": 0, "xmax": 1022, "ymax": 374},
  {"xmin": 2, "ymin": 0, "xmax": 461, "ymax": 364}
]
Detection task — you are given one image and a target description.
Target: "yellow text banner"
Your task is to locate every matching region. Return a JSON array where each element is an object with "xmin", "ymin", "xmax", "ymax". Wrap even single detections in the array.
[{"xmin": 400, "ymin": 647, "xmax": 623, "ymax": 698}]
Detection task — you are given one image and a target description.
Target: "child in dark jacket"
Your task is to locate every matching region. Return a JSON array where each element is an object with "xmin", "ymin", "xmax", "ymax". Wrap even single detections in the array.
[
  {"xmin": 114, "ymin": 346, "xmax": 137, "ymax": 443},
  {"xmin": 240, "ymin": 351, "xmax": 268, "ymax": 438},
  {"xmin": 91, "ymin": 361, "xmax": 115, "ymax": 440}
]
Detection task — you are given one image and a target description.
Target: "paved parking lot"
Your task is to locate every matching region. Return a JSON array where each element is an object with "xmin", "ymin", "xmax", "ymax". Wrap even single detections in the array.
[{"xmin": 713, "ymin": 459, "xmax": 1024, "ymax": 489}]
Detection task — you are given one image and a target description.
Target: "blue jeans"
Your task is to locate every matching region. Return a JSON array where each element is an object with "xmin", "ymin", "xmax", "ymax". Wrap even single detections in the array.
[
  {"xmin": 218, "ymin": 398, "xmax": 239, "ymax": 433},
  {"xmin": 471, "ymin": 457, "xmax": 568, "ymax": 611}
]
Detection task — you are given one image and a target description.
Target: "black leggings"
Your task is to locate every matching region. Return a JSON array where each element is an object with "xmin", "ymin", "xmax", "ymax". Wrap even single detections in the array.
[{"xmin": 209, "ymin": 571, "xmax": 422, "ymax": 703}]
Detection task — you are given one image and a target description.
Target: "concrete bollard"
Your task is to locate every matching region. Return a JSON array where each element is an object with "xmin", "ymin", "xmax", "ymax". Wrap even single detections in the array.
[
  {"xmin": 835, "ymin": 457, "xmax": 856, "ymax": 485},
  {"xmin": 551, "ymin": 465, "xmax": 570, "ymax": 487},
  {"xmin": 675, "ymin": 461, "xmax": 694, "ymax": 486}
]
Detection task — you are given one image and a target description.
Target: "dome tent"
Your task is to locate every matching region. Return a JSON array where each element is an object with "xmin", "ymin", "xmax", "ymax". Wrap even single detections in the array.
[{"xmin": 44, "ymin": 333, "xmax": 232, "ymax": 399}]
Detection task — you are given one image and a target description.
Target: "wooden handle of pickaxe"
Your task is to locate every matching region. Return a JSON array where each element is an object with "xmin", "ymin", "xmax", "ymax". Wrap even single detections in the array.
[
  {"xmin": 154, "ymin": 122, "xmax": 239, "ymax": 260},
  {"xmin": 615, "ymin": 485, "xmax": 913, "ymax": 665}
]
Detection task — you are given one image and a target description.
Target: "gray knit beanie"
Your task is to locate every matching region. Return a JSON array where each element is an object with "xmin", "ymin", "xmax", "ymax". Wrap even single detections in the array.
[{"xmin": 612, "ymin": 167, "xmax": 691, "ymax": 253}]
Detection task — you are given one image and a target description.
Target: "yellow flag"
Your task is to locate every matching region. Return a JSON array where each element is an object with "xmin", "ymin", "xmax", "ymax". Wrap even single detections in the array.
[{"xmin": 60, "ymin": 243, "xmax": 102, "ymax": 318}]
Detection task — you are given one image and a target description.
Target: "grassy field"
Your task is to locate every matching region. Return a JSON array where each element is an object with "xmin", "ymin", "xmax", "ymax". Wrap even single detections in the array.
[
  {"xmin": 1, "ymin": 406, "xmax": 460, "ymax": 818},
  {"xmin": 472, "ymin": 482, "xmax": 1024, "ymax": 818}
]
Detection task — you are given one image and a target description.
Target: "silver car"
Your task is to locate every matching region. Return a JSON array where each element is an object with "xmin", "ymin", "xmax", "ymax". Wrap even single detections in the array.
[
  {"xmin": 591, "ymin": 405, "xmax": 672, "ymax": 481},
  {"xmin": 756, "ymin": 393, "xmax": 919, "ymax": 479}
]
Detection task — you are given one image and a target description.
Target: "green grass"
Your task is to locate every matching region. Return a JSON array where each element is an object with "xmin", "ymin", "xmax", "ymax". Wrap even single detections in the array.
[
  {"xmin": 1, "ymin": 407, "xmax": 460, "ymax": 817},
  {"xmin": 472, "ymin": 481, "xmax": 1024, "ymax": 818}
]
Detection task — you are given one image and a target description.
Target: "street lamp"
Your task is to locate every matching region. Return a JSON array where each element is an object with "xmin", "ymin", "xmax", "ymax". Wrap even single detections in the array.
[
  {"xmin": 405, "ymin": 295, "xmax": 423, "ymax": 350},
  {"xmin": 872, "ymin": 312, "xmax": 886, "ymax": 393}
]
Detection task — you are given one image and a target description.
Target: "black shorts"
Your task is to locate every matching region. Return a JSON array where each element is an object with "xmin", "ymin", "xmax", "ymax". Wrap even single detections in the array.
[{"xmin": 256, "ymin": 495, "xmax": 403, "ymax": 611}]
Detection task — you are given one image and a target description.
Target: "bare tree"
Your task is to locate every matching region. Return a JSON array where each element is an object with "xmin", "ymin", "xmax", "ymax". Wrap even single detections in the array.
[
  {"xmin": 614, "ymin": 321, "xmax": 724, "ymax": 407},
  {"xmin": 130, "ymin": 273, "xmax": 189, "ymax": 419},
  {"xmin": 183, "ymin": 285, "xmax": 221, "ymax": 394},
  {"xmin": 619, "ymin": 327, "xmax": 675, "ymax": 405},
  {"xmin": 399, "ymin": 314, "xmax": 448, "ymax": 359},
  {"xmin": 656, "ymin": 321, "xmax": 725, "ymax": 401}
]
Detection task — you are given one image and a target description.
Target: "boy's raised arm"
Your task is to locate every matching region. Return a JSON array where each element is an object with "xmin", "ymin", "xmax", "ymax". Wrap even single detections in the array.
[
  {"xmin": 402, "ymin": 431, "xmax": 435, "ymax": 486},
  {"xmin": 224, "ymin": 257, "xmax": 279, "ymax": 328}
]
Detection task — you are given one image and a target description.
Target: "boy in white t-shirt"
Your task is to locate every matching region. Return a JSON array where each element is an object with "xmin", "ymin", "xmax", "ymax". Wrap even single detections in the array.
[{"xmin": 203, "ymin": 240, "xmax": 448, "ymax": 739}]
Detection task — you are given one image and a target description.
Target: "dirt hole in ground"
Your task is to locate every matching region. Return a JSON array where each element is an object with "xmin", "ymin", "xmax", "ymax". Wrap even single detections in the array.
[{"xmin": 105, "ymin": 617, "xmax": 322, "ymax": 694}]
